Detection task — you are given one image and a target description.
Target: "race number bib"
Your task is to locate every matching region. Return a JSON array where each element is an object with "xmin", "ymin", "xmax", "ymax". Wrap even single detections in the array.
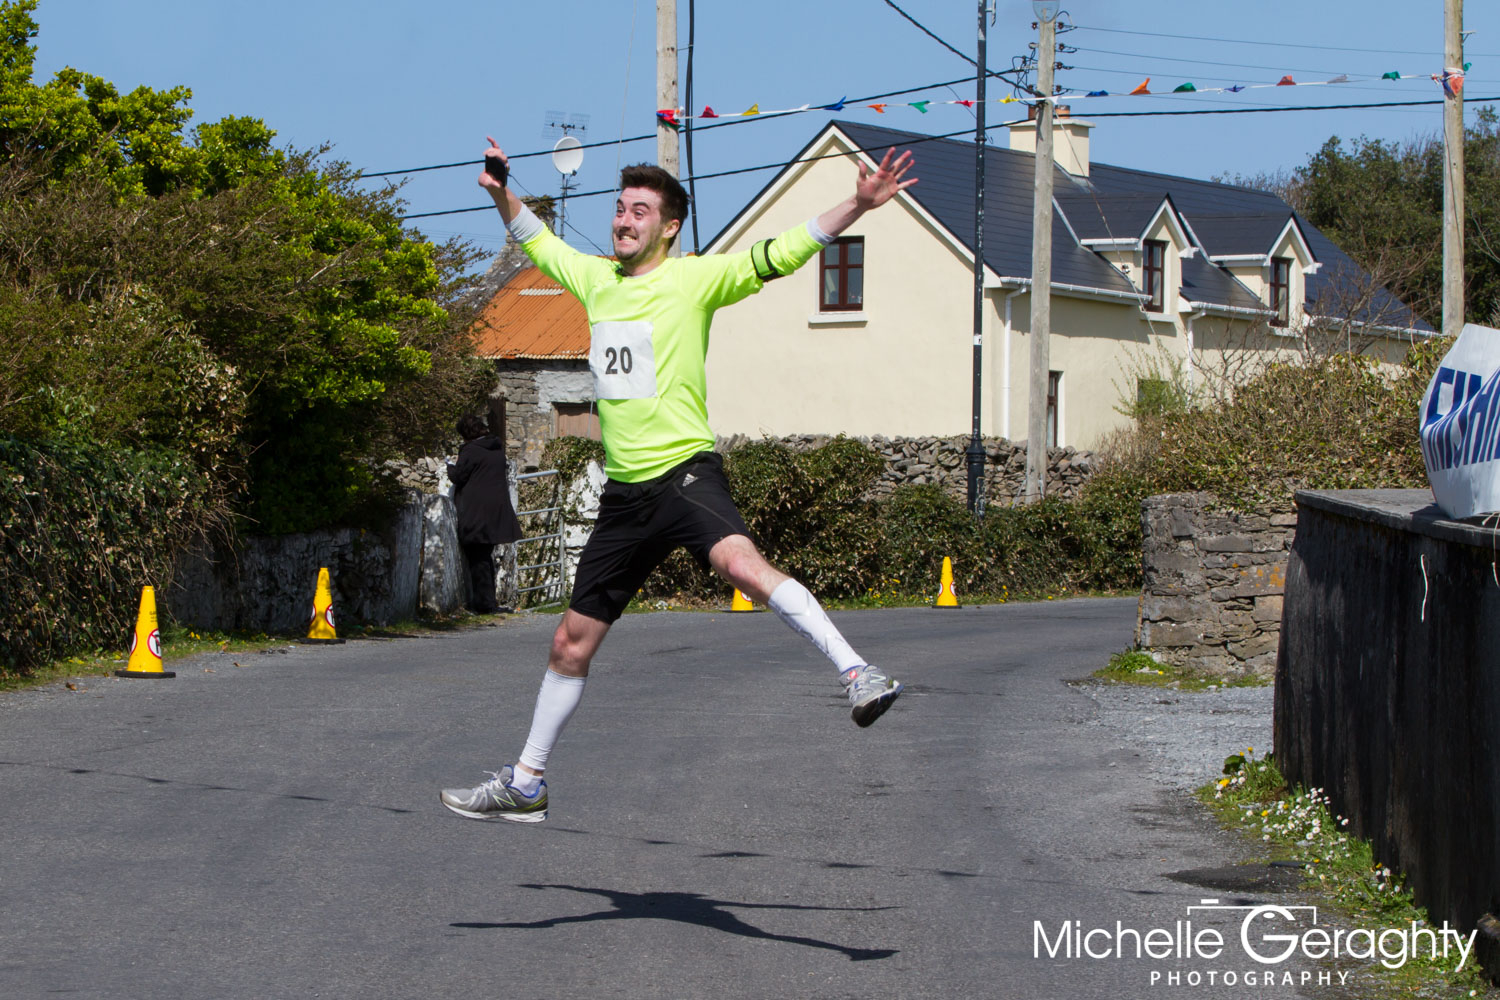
[{"xmin": 590, "ymin": 321, "xmax": 657, "ymax": 399}]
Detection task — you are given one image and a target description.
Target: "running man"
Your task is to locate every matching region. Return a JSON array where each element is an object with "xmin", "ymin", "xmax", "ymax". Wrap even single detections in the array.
[{"xmin": 440, "ymin": 136, "xmax": 918, "ymax": 822}]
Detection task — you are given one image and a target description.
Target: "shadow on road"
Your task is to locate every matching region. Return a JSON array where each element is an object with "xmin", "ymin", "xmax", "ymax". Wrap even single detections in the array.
[{"xmin": 452, "ymin": 883, "xmax": 901, "ymax": 962}]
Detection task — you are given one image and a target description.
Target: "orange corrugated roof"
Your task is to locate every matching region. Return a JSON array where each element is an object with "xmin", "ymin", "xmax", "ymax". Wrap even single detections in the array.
[{"xmin": 471, "ymin": 265, "xmax": 591, "ymax": 360}]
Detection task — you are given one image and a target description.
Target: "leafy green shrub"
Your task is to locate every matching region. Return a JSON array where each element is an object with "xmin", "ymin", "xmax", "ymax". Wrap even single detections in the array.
[
  {"xmin": 0, "ymin": 1, "xmax": 489, "ymax": 535},
  {"xmin": 1110, "ymin": 348, "xmax": 1439, "ymax": 512},
  {"xmin": 640, "ymin": 437, "xmax": 885, "ymax": 600},
  {"xmin": 878, "ymin": 484, "xmax": 987, "ymax": 595},
  {"xmin": 0, "ymin": 436, "xmax": 224, "ymax": 676}
]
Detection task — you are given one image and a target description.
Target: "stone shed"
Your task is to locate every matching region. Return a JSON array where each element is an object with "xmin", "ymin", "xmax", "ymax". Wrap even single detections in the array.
[{"xmin": 470, "ymin": 251, "xmax": 595, "ymax": 470}]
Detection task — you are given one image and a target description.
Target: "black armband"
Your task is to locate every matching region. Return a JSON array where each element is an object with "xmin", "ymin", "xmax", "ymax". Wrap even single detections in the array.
[{"xmin": 750, "ymin": 239, "xmax": 783, "ymax": 282}]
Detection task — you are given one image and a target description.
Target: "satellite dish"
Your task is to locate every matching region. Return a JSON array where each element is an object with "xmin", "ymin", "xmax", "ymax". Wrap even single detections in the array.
[{"xmin": 552, "ymin": 136, "xmax": 584, "ymax": 176}]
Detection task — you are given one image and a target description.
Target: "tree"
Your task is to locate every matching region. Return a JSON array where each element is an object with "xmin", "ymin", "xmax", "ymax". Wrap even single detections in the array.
[
  {"xmin": 1238, "ymin": 106, "xmax": 1500, "ymax": 330},
  {"xmin": 0, "ymin": 0, "xmax": 490, "ymax": 533}
]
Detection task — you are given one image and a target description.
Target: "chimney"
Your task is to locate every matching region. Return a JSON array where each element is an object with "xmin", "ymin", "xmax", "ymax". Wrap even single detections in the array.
[{"xmin": 1007, "ymin": 104, "xmax": 1094, "ymax": 177}]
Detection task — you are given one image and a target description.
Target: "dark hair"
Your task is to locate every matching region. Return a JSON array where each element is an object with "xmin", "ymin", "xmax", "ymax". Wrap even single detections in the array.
[
  {"xmin": 619, "ymin": 164, "xmax": 689, "ymax": 247},
  {"xmin": 456, "ymin": 414, "xmax": 487, "ymax": 441}
]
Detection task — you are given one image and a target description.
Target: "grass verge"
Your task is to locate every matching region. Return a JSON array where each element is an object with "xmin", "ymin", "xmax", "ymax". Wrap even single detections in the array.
[
  {"xmin": 0, "ymin": 612, "xmax": 513, "ymax": 693},
  {"xmin": 1200, "ymin": 749, "xmax": 1494, "ymax": 997},
  {"xmin": 1093, "ymin": 647, "xmax": 1271, "ymax": 691}
]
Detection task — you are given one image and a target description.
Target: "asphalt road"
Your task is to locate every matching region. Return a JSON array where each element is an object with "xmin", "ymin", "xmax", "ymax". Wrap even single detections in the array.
[{"xmin": 1, "ymin": 600, "xmax": 1354, "ymax": 999}]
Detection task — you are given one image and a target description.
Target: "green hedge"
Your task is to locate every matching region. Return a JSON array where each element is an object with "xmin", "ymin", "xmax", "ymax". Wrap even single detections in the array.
[
  {"xmin": 0, "ymin": 436, "xmax": 221, "ymax": 676},
  {"xmin": 622, "ymin": 436, "xmax": 1138, "ymax": 603}
]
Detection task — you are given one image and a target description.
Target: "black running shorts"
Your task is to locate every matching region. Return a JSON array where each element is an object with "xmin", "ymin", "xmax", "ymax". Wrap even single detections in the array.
[{"xmin": 568, "ymin": 451, "xmax": 750, "ymax": 624}]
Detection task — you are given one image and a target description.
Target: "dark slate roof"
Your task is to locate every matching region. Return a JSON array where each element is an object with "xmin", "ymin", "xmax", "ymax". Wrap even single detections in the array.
[
  {"xmin": 1053, "ymin": 191, "xmax": 1172, "ymax": 242},
  {"xmin": 1186, "ymin": 214, "xmax": 1297, "ymax": 257},
  {"xmin": 787, "ymin": 121, "xmax": 1432, "ymax": 331}
]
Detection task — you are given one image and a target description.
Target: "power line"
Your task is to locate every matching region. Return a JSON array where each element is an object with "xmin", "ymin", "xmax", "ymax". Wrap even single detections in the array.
[
  {"xmin": 401, "ymin": 128, "xmax": 976, "ymax": 221},
  {"xmin": 401, "ymin": 92, "xmax": 1500, "ymax": 221},
  {"xmin": 1072, "ymin": 24, "xmax": 1498, "ymax": 59},
  {"xmin": 1081, "ymin": 94, "xmax": 1499, "ymax": 117},
  {"xmin": 1074, "ymin": 46, "xmax": 1360, "ymax": 77},
  {"xmin": 879, "ymin": 0, "xmax": 976, "ymax": 67},
  {"xmin": 364, "ymin": 76, "xmax": 977, "ymax": 179}
]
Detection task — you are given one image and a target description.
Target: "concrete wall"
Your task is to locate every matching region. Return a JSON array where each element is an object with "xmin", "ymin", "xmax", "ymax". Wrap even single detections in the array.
[
  {"xmin": 1276, "ymin": 488, "xmax": 1500, "ymax": 981},
  {"xmin": 1136, "ymin": 493, "xmax": 1295, "ymax": 677}
]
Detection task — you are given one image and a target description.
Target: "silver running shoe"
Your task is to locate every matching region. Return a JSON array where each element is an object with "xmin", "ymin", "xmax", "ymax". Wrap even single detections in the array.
[
  {"xmin": 842, "ymin": 664, "xmax": 904, "ymax": 728},
  {"xmin": 439, "ymin": 765, "xmax": 548, "ymax": 822}
]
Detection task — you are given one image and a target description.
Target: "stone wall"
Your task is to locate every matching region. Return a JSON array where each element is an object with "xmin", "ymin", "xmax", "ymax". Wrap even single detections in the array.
[
  {"xmin": 169, "ymin": 498, "xmax": 428, "ymax": 632},
  {"xmin": 168, "ymin": 484, "xmax": 525, "ymax": 631},
  {"xmin": 1135, "ymin": 493, "xmax": 1296, "ymax": 677},
  {"xmin": 716, "ymin": 434, "xmax": 1094, "ymax": 506},
  {"xmin": 1276, "ymin": 489, "xmax": 1500, "ymax": 983}
]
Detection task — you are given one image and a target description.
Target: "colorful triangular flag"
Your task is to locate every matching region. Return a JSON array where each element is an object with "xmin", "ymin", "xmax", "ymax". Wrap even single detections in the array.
[
  {"xmin": 741, "ymin": 104, "xmax": 760, "ymax": 116},
  {"xmin": 1438, "ymin": 69, "xmax": 1465, "ymax": 98},
  {"xmin": 1086, "ymin": 90, "xmax": 1109, "ymax": 97},
  {"xmin": 820, "ymin": 96, "xmax": 847, "ymax": 111},
  {"xmin": 1227, "ymin": 84, "xmax": 1246, "ymax": 92},
  {"xmin": 1326, "ymin": 74, "xmax": 1350, "ymax": 84},
  {"xmin": 1173, "ymin": 82, "xmax": 1196, "ymax": 92},
  {"xmin": 1130, "ymin": 78, "xmax": 1151, "ymax": 95},
  {"xmin": 1277, "ymin": 75, "xmax": 1296, "ymax": 86},
  {"xmin": 909, "ymin": 100, "xmax": 930, "ymax": 113},
  {"xmin": 867, "ymin": 103, "xmax": 888, "ymax": 113},
  {"xmin": 656, "ymin": 109, "xmax": 681, "ymax": 131},
  {"xmin": 1382, "ymin": 71, "xmax": 1401, "ymax": 80},
  {"xmin": 956, "ymin": 99, "xmax": 974, "ymax": 108},
  {"xmin": 700, "ymin": 106, "xmax": 718, "ymax": 118}
]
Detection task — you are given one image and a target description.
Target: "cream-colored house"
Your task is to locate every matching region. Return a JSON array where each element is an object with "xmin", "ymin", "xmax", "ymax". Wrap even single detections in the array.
[{"xmin": 703, "ymin": 118, "xmax": 1431, "ymax": 449}]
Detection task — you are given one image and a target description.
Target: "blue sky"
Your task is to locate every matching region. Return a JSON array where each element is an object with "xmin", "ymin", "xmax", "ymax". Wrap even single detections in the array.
[{"xmin": 30, "ymin": 0, "xmax": 1500, "ymax": 261}]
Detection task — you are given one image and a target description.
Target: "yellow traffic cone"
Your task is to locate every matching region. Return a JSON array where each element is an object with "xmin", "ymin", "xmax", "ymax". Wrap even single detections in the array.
[
  {"xmin": 934, "ymin": 557, "xmax": 961, "ymax": 608},
  {"xmin": 728, "ymin": 588, "xmax": 758, "ymax": 612},
  {"xmin": 116, "ymin": 586, "xmax": 175, "ymax": 678},
  {"xmin": 300, "ymin": 567, "xmax": 346, "ymax": 644}
]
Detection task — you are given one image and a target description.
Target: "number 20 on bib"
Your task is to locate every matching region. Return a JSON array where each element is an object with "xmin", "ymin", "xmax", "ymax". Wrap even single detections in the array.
[{"xmin": 590, "ymin": 321, "xmax": 658, "ymax": 399}]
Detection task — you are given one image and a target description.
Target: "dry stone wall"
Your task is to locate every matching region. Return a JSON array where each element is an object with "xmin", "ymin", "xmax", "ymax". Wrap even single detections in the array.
[
  {"xmin": 1136, "ymin": 493, "xmax": 1296, "ymax": 677},
  {"xmin": 716, "ymin": 434, "xmax": 1094, "ymax": 506}
]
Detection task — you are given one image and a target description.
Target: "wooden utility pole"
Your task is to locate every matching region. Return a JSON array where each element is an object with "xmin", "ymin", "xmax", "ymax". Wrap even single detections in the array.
[
  {"xmin": 656, "ymin": 0, "xmax": 680, "ymax": 179},
  {"xmin": 1443, "ymin": 0, "xmax": 1465, "ymax": 339},
  {"xmin": 1023, "ymin": 8, "xmax": 1057, "ymax": 503}
]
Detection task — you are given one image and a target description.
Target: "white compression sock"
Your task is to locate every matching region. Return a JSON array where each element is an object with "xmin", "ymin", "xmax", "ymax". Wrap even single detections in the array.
[
  {"xmin": 767, "ymin": 578, "xmax": 867, "ymax": 675},
  {"xmin": 517, "ymin": 669, "xmax": 587, "ymax": 781}
]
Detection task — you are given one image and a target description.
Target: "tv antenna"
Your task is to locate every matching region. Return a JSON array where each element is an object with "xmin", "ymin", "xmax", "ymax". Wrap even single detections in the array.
[{"xmin": 543, "ymin": 112, "xmax": 590, "ymax": 237}]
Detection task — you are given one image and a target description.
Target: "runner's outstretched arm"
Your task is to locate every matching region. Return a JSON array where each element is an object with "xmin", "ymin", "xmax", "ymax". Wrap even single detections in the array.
[{"xmin": 815, "ymin": 148, "xmax": 917, "ymax": 239}]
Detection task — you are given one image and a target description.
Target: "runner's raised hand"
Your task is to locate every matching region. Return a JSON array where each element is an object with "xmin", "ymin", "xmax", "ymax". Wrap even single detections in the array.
[{"xmin": 854, "ymin": 148, "xmax": 917, "ymax": 211}]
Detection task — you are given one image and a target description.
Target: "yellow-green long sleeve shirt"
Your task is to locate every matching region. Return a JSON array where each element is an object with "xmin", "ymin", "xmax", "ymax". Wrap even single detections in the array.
[{"xmin": 520, "ymin": 223, "xmax": 825, "ymax": 482}]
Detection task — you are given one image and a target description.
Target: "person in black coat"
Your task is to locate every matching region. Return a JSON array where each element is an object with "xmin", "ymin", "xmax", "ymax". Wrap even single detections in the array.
[{"xmin": 449, "ymin": 414, "xmax": 522, "ymax": 613}]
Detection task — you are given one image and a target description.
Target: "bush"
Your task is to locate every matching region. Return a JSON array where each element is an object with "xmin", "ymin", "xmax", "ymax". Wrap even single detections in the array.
[
  {"xmin": 640, "ymin": 437, "xmax": 885, "ymax": 600},
  {"xmin": 0, "ymin": 436, "xmax": 225, "ymax": 676}
]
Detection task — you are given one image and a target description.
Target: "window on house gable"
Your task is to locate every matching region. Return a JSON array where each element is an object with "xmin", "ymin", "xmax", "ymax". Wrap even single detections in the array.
[
  {"xmin": 819, "ymin": 236, "xmax": 864, "ymax": 312},
  {"xmin": 1270, "ymin": 257, "xmax": 1291, "ymax": 327},
  {"xmin": 1142, "ymin": 240, "xmax": 1167, "ymax": 313}
]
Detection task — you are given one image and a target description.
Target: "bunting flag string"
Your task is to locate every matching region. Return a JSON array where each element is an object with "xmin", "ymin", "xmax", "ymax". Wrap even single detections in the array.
[{"xmin": 654, "ymin": 64, "xmax": 1469, "ymax": 126}]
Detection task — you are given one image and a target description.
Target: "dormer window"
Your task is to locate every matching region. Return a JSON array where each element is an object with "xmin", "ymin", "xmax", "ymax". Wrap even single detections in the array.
[
  {"xmin": 1143, "ymin": 240, "xmax": 1167, "ymax": 312},
  {"xmin": 1270, "ymin": 256, "xmax": 1291, "ymax": 327}
]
